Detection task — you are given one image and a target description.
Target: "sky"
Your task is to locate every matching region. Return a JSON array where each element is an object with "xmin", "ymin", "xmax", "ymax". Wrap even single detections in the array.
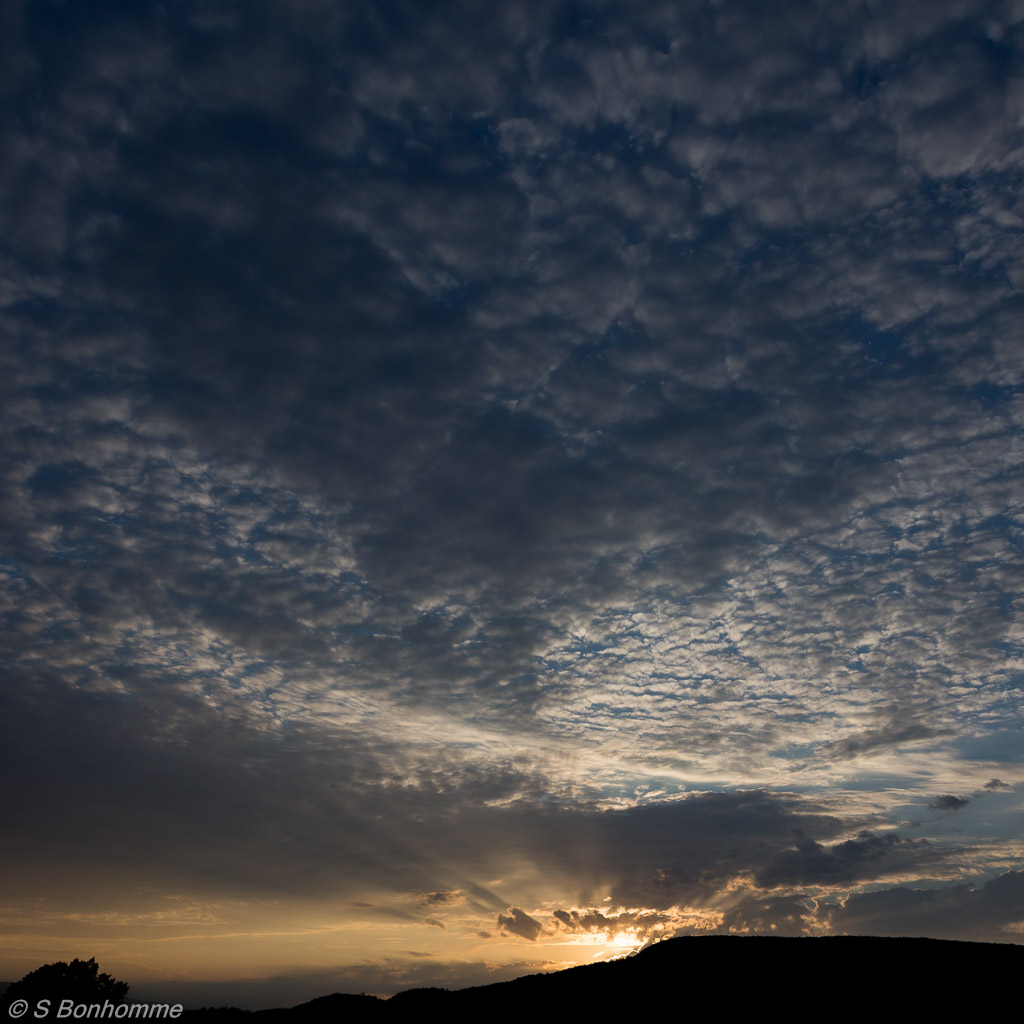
[{"xmin": 2, "ymin": 0, "xmax": 1024, "ymax": 1008}]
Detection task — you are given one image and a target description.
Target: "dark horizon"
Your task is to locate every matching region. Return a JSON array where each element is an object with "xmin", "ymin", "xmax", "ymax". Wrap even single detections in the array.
[{"xmin": 7, "ymin": 935, "xmax": 1024, "ymax": 1012}]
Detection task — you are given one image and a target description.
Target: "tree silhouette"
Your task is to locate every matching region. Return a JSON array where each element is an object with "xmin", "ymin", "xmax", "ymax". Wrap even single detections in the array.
[{"xmin": 3, "ymin": 958, "xmax": 129, "ymax": 1007}]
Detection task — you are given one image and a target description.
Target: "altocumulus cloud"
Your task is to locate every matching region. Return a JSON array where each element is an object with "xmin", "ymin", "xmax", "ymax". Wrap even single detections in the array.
[{"xmin": 1, "ymin": 0, "xmax": 1024, "ymax": 987}]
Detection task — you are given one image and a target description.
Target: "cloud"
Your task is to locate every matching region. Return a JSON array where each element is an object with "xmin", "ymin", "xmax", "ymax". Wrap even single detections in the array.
[
  {"xmin": 818, "ymin": 722, "xmax": 957, "ymax": 762},
  {"xmin": 4, "ymin": 1, "xmax": 1020, "ymax": 766},
  {"xmin": 754, "ymin": 832, "xmax": 940, "ymax": 889},
  {"xmin": 824, "ymin": 871, "xmax": 1024, "ymax": 943},
  {"xmin": 720, "ymin": 896, "xmax": 813, "ymax": 937},
  {"xmin": 497, "ymin": 907, "xmax": 545, "ymax": 942},
  {"xmin": 422, "ymin": 891, "xmax": 463, "ymax": 906},
  {"xmin": 551, "ymin": 908, "xmax": 677, "ymax": 942},
  {"xmin": 928, "ymin": 794, "xmax": 972, "ymax": 812},
  {"xmin": 0, "ymin": 703, "xmax": 896, "ymax": 915}
]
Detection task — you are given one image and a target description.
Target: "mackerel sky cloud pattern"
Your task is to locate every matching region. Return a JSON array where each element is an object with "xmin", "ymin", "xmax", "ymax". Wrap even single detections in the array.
[{"xmin": 2, "ymin": 0, "xmax": 1023, "ymax": 1002}]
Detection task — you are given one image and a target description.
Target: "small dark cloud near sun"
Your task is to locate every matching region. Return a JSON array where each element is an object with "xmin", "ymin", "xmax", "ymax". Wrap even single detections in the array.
[
  {"xmin": 497, "ymin": 907, "xmax": 545, "ymax": 942},
  {"xmin": 421, "ymin": 890, "xmax": 463, "ymax": 906}
]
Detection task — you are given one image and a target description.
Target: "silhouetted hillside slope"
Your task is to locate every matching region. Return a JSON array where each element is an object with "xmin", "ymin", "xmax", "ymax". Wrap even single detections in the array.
[{"xmin": 182, "ymin": 936, "xmax": 1024, "ymax": 1020}]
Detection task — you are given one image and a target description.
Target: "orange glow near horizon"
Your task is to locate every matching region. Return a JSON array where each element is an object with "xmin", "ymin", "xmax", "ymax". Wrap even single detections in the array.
[{"xmin": 0, "ymin": 894, "xmax": 744, "ymax": 1001}]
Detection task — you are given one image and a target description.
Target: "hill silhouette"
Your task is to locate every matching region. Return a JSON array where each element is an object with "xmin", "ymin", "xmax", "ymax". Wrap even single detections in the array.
[{"xmin": 180, "ymin": 936, "xmax": 1023, "ymax": 1020}]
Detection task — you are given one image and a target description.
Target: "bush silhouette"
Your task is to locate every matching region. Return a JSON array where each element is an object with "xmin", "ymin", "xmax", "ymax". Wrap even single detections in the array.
[{"xmin": 3, "ymin": 958, "xmax": 129, "ymax": 1007}]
